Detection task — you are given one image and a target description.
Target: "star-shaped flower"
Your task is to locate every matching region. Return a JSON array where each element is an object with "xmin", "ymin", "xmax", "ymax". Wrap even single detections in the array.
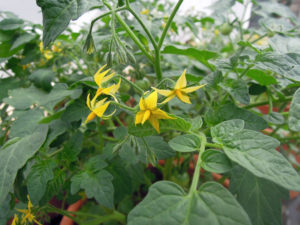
[
  {"xmin": 93, "ymin": 65, "xmax": 121, "ymax": 99},
  {"xmin": 85, "ymin": 93, "xmax": 110, "ymax": 123},
  {"xmin": 17, "ymin": 195, "xmax": 42, "ymax": 225},
  {"xmin": 135, "ymin": 91, "xmax": 174, "ymax": 133},
  {"xmin": 153, "ymin": 70, "xmax": 206, "ymax": 104}
]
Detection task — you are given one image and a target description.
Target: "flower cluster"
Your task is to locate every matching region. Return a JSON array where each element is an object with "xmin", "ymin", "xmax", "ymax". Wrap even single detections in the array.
[
  {"xmin": 135, "ymin": 70, "xmax": 205, "ymax": 133},
  {"xmin": 85, "ymin": 65, "xmax": 121, "ymax": 123},
  {"xmin": 12, "ymin": 195, "xmax": 41, "ymax": 225},
  {"xmin": 39, "ymin": 41, "xmax": 62, "ymax": 60},
  {"xmin": 85, "ymin": 67, "xmax": 205, "ymax": 133}
]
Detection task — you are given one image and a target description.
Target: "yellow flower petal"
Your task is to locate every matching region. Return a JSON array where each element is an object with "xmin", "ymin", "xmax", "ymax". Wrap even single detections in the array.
[
  {"xmin": 94, "ymin": 65, "xmax": 107, "ymax": 86},
  {"xmin": 175, "ymin": 70, "xmax": 187, "ymax": 89},
  {"xmin": 12, "ymin": 214, "xmax": 19, "ymax": 225},
  {"xmin": 85, "ymin": 112, "xmax": 97, "ymax": 123},
  {"xmin": 93, "ymin": 101, "xmax": 110, "ymax": 117},
  {"xmin": 139, "ymin": 97, "xmax": 146, "ymax": 111},
  {"xmin": 160, "ymin": 93, "xmax": 176, "ymax": 104},
  {"xmin": 149, "ymin": 117, "xmax": 160, "ymax": 133},
  {"xmin": 152, "ymin": 87, "xmax": 173, "ymax": 97},
  {"xmin": 144, "ymin": 91, "xmax": 157, "ymax": 109},
  {"xmin": 94, "ymin": 98, "xmax": 108, "ymax": 109},
  {"xmin": 152, "ymin": 108, "xmax": 174, "ymax": 120},
  {"xmin": 33, "ymin": 218, "xmax": 42, "ymax": 225},
  {"xmin": 142, "ymin": 110, "xmax": 151, "ymax": 124},
  {"xmin": 101, "ymin": 72, "xmax": 115, "ymax": 84},
  {"xmin": 176, "ymin": 90, "xmax": 191, "ymax": 104},
  {"xmin": 109, "ymin": 79, "xmax": 121, "ymax": 94},
  {"xmin": 181, "ymin": 84, "xmax": 206, "ymax": 93},
  {"xmin": 135, "ymin": 111, "xmax": 144, "ymax": 125}
]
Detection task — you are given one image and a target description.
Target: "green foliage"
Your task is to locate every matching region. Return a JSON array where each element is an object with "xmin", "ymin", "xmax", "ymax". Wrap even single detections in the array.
[
  {"xmin": 71, "ymin": 156, "xmax": 114, "ymax": 208},
  {"xmin": 288, "ymin": 88, "xmax": 300, "ymax": 131},
  {"xmin": 0, "ymin": 125, "xmax": 48, "ymax": 205},
  {"xmin": 37, "ymin": 0, "xmax": 101, "ymax": 47},
  {"xmin": 230, "ymin": 167, "xmax": 289, "ymax": 225},
  {"xmin": 128, "ymin": 181, "xmax": 251, "ymax": 225},
  {"xmin": 1, "ymin": 0, "xmax": 300, "ymax": 224},
  {"xmin": 212, "ymin": 120, "xmax": 300, "ymax": 191}
]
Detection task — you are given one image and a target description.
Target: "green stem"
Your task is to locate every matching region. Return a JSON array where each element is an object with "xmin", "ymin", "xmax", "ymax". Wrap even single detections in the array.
[
  {"xmin": 116, "ymin": 75, "xmax": 144, "ymax": 95},
  {"xmin": 239, "ymin": 64, "xmax": 253, "ymax": 78},
  {"xmin": 205, "ymin": 142, "xmax": 222, "ymax": 149},
  {"xmin": 156, "ymin": 77, "xmax": 176, "ymax": 88},
  {"xmin": 189, "ymin": 133, "xmax": 207, "ymax": 193},
  {"xmin": 158, "ymin": 0, "xmax": 184, "ymax": 49},
  {"xmin": 48, "ymin": 147, "xmax": 64, "ymax": 157},
  {"xmin": 125, "ymin": 0, "xmax": 158, "ymax": 50},
  {"xmin": 267, "ymin": 90, "xmax": 273, "ymax": 114},
  {"xmin": 250, "ymin": 33, "xmax": 268, "ymax": 44},
  {"xmin": 45, "ymin": 205, "xmax": 82, "ymax": 224},
  {"xmin": 103, "ymin": 2, "xmax": 153, "ymax": 63},
  {"xmin": 244, "ymin": 96, "xmax": 293, "ymax": 109},
  {"xmin": 110, "ymin": 101, "xmax": 137, "ymax": 112},
  {"xmin": 103, "ymin": 135, "xmax": 119, "ymax": 142},
  {"xmin": 96, "ymin": 117, "xmax": 104, "ymax": 152},
  {"xmin": 88, "ymin": 6, "xmax": 127, "ymax": 34},
  {"xmin": 154, "ymin": 50, "xmax": 163, "ymax": 81}
]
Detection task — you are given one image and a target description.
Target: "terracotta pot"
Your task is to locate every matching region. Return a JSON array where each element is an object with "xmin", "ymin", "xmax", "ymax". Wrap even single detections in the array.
[{"xmin": 60, "ymin": 198, "xmax": 87, "ymax": 225}]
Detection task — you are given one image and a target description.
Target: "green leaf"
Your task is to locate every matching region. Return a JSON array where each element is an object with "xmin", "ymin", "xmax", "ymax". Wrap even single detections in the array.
[
  {"xmin": 211, "ymin": 120, "xmax": 300, "ymax": 191},
  {"xmin": 40, "ymin": 169, "xmax": 65, "ymax": 205},
  {"xmin": 10, "ymin": 33, "xmax": 36, "ymax": 50},
  {"xmin": 230, "ymin": 167, "xmax": 289, "ymax": 225},
  {"xmin": 169, "ymin": 134, "xmax": 200, "ymax": 152},
  {"xmin": 201, "ymin": 71, "xmax": 223, "ymax": 88},
  {"xmin": 188, "ymin": 116, "xmax": 203, "ymax": 131},
  {"xmin": 288, "ymin": 88, "xmax": 300, "ymax": 131},
  {"xmin": 141, "ymin": 136, "xmax": 175, "ymax": 160},
  {"xmin": 37, "ymin": 0, "xmax": 101, "ymax": 47},
  {"xmin": 128, "ymin": 116, "xmax": 191, "ymax": 137},
  {"xmin": 58, "ymin": 131, "xmax": 83, "ymax": 162},
  {"xmin": 162, "ymin": 45, "xmax": 218, "ymax": 70},
  {"xmin": 10, "ymin": 108, "xmax": 44, "ymax": 138},
  {"xmin": 0, "ymin": 125, "xmax": 48, "ymax": 205},
  {"xmin": 263, "ymin": 112, "xmax": 285, "ymax": 125},
  {"xmin": 61, "ymin": 99, "xmax": 90, "ymax": 123},
  {"xmin": 45, "ymin": 119, "xmax": 68, "ymax": 146},
  {"xmin": 219, "ymin": 79, "xmax": 250, "ymax": 105},
  {"xmin": 127, "ymin": 181, "xmax": 251, "ymax": 225},
  {"xmin": 207, "ymin": 103, "xmax": 268, "ymax": 131},
  {"xmin": 246, "ymin": 69, "xmax": 277, "ymax": 86},
  {"xmin": 0, "ymin": 77, "xmax": 20, "ymax": 102},
  {"xmin": 119, "ymin": 137, "xmax": 147, "ymax": 164},
  {"xmin": 29, "ymin": 68, "xmax": 56, "ymax": 91},
  {"xmin": 4, "ymin": 84, "xmax": 82, "ymax": 110},
  {"xmin": 0, "ymin": 18, "xmax": 24, "ymax": 30},
  {"xmin": 71, "ymin": 156, "xmax": 114, "ymax": 208},
  {"xmin": 256, "ymin": 53, "xmax": 300, "ymax": 82},
  {"xmin": 27, "ymin": 158, "xmax": 57, "ymax": 204},
  {"xmin": 201, "ymin": 149, "xmax": 232, "ymax": 173},
  {"xmin": 238, "ymin": 41, "xmax": 260, "ymax": 54}
]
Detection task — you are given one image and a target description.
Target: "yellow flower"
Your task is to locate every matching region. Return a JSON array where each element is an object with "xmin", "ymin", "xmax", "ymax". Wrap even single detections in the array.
[
  {"xmin": 39, "ymin": 42, "xmax": 53, "ymax": 60},
  {"xmin": 11, "ymin": 214, "xmax": 19, "ymax": 225},
  {"xmin": 214, "ymin": 29, "xmax": 220, "ymax": 36},
  {"xmin": 135, "ymin": 91, "xmax": 174, "ymax": 133},
  {"xmin": 140, "ymin": 9, "xmax": 150, "ymax": 15},
  {"xmin": 51, "ymin": 41, "xmax": 62, "ymax": 52},
  {"xmin": 17, "ymin": 195, "xmax": 42, "ymax": 225},
  {"xmin": 85, "ymin": 93, "xmax": 110, "ymax": 123},
  {"xmin": 93, "ymin": 65, "xmax": 121, "ymax": 100},
  {"xmin": 153, "ymin": 70, "xmax": 206, "ymax": 104}
]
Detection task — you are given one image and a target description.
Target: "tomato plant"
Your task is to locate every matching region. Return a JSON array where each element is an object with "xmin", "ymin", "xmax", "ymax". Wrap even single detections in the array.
[{"xmin": 0, "ymin": 0, "xmax": 300, "ymax": 225}]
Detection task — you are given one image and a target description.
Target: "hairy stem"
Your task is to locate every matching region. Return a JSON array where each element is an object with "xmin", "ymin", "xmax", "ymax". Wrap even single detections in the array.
[{"xmin": 189, "ymin": 132, "xmax": 207, "ymax": 193}]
